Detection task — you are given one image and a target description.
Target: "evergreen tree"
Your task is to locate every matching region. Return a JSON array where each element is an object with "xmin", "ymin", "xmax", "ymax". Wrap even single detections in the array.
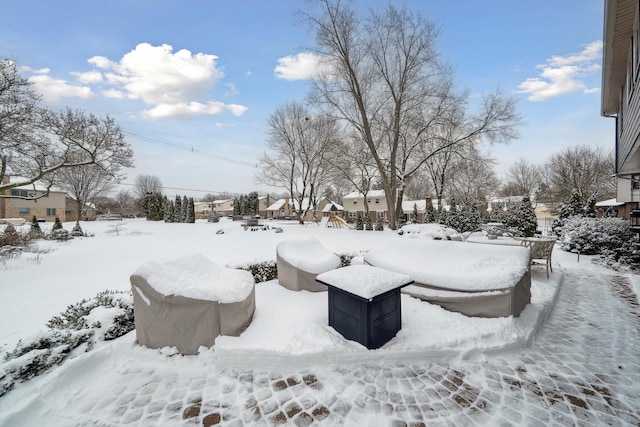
[
  {"xmin": 444, "ymin": 199, "xmax": 460, "ymax": 231},
  {"xmin": 375, "ymin": 217, "xmax": 384, "ymax": 231},
  {"xmin": 457, "ymin": 203, "xmax": 481, "ymax": 233},
  {"xmin": 71, "ymin": 221, "xmax": 84, "ymax": 237},
  {"xmin": 412, "ymin": 203, "xmax": 419, "ymax": 224},
  {"xmin": 365, "ymin": 214, "xmax": 373, "ymax": 230},
  {"xmin": 425, "ymin": 201, "xmax": 437, "ymax": 223},
  {"xmin": 356, "ymin": 213, "xmax": 364, "ymax": 230},
  {"xmin": 163, "ymin": 197, "xmax": 173, "ymax": 223},
  {"xmin": 208, "ymin": 211, "xmax": 220, "ymax": 223},
  {"xmin": 513, "ymin": 196, "xmax": 537, "ymax": 237},
  {"xmin": 584, "ymin": 195, "xmax": 597, "ymax": 218},
  {"xmin": 187, "ymin": 198, "xmax": 196, "ymax": 223},
  {"xmin": 566, "ymin": 190, "xmax": 583, "ymax": 217},
  {"xmin": 52, "ymin": 217, "xmax": 63, "ymax": 231},
  {"xmin": 142, "ymin": 194, "xmax": 151, "ymax": 220},
  {"xmin": 233, "ymin": 197, "xmax": 241, "ymax": 216},
  {"xmin": 181, "ymin": 195, "xmax": 189, "ymax": 222},
  {"xmin": 174, "ymin": 196, "xmax": 182, "ymax": 222},
  {"xmin": 29, "ymin": 215, "xmax": 43, "ymax": 238},
  {"xmin": 148, "ymin": 193, "xmax": 164, "ymax": 221}
]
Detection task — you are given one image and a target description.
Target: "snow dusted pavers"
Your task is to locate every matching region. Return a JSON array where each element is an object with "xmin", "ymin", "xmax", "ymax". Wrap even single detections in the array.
[{"xmin": 130, "ymin": 254, "xmax": 255, "ymax": 355}]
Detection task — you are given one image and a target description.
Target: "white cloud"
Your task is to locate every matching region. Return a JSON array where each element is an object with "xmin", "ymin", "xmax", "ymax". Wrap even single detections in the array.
[
  {"xmin": 72, "ymin": 70, "xmax": 103, "ymax": 84},
  {"xmin": 101, "ymin": 89, "xmax": 126, "ymax": 99},
  {"xmin": 82, "ymin": 43, "xmax": 247, "ymax": 119},
  {"xmin": 226, "ymin": 103, "xmax": 248, "ymax": 116},
  {"xmin": 28, "ymin": 74, "xmax": 93, "ymax": 102},
  {"xmin": 274, "ymin": 52, "xmax": 331, "ymax": 80},
  {"xmin": 143, "ymin": 101, "xmax": 226, "ymax": 119},
  {"xmin": 515, "ymin": 41, "xmax": 602, "ymax": 101}
]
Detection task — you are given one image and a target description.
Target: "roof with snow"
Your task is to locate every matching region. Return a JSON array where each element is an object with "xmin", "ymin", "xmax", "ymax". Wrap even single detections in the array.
[
  {"xmin": 322, "ymin": 202, "xmax": 344, "ymax": 212},
  {"xmin": 595, "ymin": 198, "xmax": 625, "ymax": 207},
  {"xmin": 343, "ymin": 189, "xmax": 386, "ymax": 199}
]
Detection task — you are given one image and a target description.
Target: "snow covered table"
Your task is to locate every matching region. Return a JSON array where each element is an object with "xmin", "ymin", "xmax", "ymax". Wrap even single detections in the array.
[
  {"xmin": 130, "ymin": 254, "xmax": 255, "ymax": 355},
  {"xmin": 316, "ymin": 265, "xmax": 413, "ymax": 350},
  {"xmin": 276, "ymin": 238, "xmax": 342, "ymax": 292},
  {"xmin": 365, "ymin": 239, "xmax": 531, "ymax": 318}
]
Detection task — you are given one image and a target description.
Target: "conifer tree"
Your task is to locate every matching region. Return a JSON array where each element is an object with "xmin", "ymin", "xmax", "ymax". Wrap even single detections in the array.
[
  {"xmin": 584, "ymin": 195, "xmax": 597, "ymax": 218},
  {"xmin": 163, "ymin": 197, "xmax": 174, "ymax": 223},
  {"xmin": 412, "ymin": 203, "xmax": 419, "ymax": 224},
  {"xmin": 29, "ymin": 215, "xmax": 43, "ymax": 238},
  {"xmin": 356, "ymin": 213, "xmax": 364, "ymax": 230},
  {"xmin": 187, "ymin": 198, "xmax": 196, "ymax": 223},
  {"xmin": 52, "ymin": 217, "xmax": 63, "ymax": 231},
  {"xmin": 71, "ymin": 220, "xmax": 84, "ymax": 237},
  {"xmin": 174, "ymin": 196, "xmax": 182, "ymax": 222},
  {"xmin": 425, "ymin": 201, "xmax": 436, "ymax": 223},
  {"xmin": 365, "ymin": 213, "xmax": 373, "ymax": 230},
  {"xmin": 375, "ymin": 217, "xmax": 384, "ymax": 231},
  {"xmin": 513, "ymin": 196, "xmax": 537, "ymax": 237},
  {"xmin": 182, "ymin": 195, "xmax": 189, "ymax": 222}
]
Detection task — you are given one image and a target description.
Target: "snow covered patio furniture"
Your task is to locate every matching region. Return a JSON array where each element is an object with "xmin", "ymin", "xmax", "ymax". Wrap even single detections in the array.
[
  {"xmin": 130, "ymin": 254, "xmax": 255, "ymax": 355},
  {"xmin": 520, "ymin": 237, "xmax": 556, "ymax": 279},
  {"xmin": 276, "ymin": 238, "xmax": 341, "ymax": 292},
  {"xmin": 316, "ymin": 265, "xmax": 413, "ymax": 349},
  {"xmin": 364, "ymin": 239, "xmax": 531, "ymax": 318}
]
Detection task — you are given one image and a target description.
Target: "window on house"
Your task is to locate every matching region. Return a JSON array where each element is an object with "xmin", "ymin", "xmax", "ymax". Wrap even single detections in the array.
[
  {"xmin": 348, "ymin": 211, "xmax": 357, "ymax": 218},
  {"xmin": 353, "ymin": 200, "xmax": 357, "ymax": 204},
  {"xmin": 11, "ymin": 189, "xmax": 28, "ymax": 198},
  {"xmin": 46, "ymin": 208, "xmax": 56, "ymax": 216},
  {"xmin": 376, "ymin": 211, "xmax": 385, "ymax": 219},
  {"xmin": 19, "ymin": 208, "xmax": 30, "ymax": 215},
  {"xmin": 375, "ymin": 199, "xmax": 380, "ymax": 204}
]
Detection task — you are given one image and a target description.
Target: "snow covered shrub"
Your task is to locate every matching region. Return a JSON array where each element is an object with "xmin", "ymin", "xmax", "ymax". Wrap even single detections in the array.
[
  {"xmin": 0, "ymin": 223, "xmax": 22, "ymax": 247},
  {"xmin": 338, "ymin": 253, "xmax": 356, "ymax": 267},
  {"xmin": 243, "ymin": 261, "xmax": 278, "ymax": 283},
  {"xmin": 1, "ymin": 290, "xmax": 134, "ymax": 397},
  {"xmin": 365, "ymin": 214, "xmax": 373, "ymax": 230},
  {"xmin": 208, "ymin": 211, "xmax": 220, "ymax": 223},
  {"xmin": 355, "ymin": 213, "xmax": 364, "ymax": 230},
  {"xmin": 560, "ymin": 217, "xmax": 630, "ymax": 255},
  {"xmin": 28, "ymin": 216, "xmax": 44, "ymax": 239},
  {"xmin": 595, "ymin": 238, "xmax": 640, "ymax": 272},
  {"xmin": 52, "ymin": 217, "xmax": 63, "ymax": 231},
  {"xmin": 375, "ymin": 217, "xmax": 384, "ymax": 231},
  {"xmin": 70, "ymin": 221, "xmax": 84, "ymax": 237}
]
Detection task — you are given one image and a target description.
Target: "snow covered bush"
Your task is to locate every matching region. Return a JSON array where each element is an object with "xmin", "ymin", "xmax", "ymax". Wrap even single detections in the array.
[
  {"xmin": 28, "ymin": 216, "xmax": 44, "ymax": 239},
  {"xmin": 560, "ymin": 217, "xmax": 631, "ymax": 255},
  {"xmin": 242, "ymin": 261, "xmax": 278, "ymax": 283},
  {"xmin": 375, "ymin": 217, "xmax": 384, "ymax": 231},
  {"xmin": 355, "ymin": 213, "xmax": 364, "ymax": 230},
  {"xmin": 70, "ymin": 221, "xmax": 84, "ymax": 237},
  {"xmin": 208, "ymin": 211, "xmax": 220, "ymax": 223},
  {"xmin": 365, "ymin": 214, "xmax": 373, "ymax": 230},
  {"xmin": 1, "ymin": 290, "xmax": 134, "ymax": 397},
  {"xmin": 595, "ymin": 238, "xmax": 640, "ymax": 272},
  {"xmin": 0, "ymin": 223, "xmax": 22, "ymax": 247}
]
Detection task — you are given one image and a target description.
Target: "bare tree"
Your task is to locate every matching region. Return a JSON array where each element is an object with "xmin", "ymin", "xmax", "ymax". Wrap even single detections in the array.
[
  {"xmin": 134, "ymin": 175, "xmax": 163, "ymax": 200},
  {"xmin": 257, "ymin": 102, "xmax": 338, "ymax": 223},
  {"xmin": 1, "ymin": 60, "xmax": 134, "ymax": 198},
  {"xmin": 58, "ymin": 162, "xmax": 118, "ymax": 220},
  {"xmin": 326, "ymin": 131, "xmax": 378, "ymax": 217},
  {"xmin": 306, "ymin": 1, "xmax": 522, "ymax": 229},
  {"xmin": 502, "ymin": 158, "xmax": 541, "ymax": 198},
  {"xmin": 543, "ymin": 144, "xmax": 615, "ymax": 203},
  {"xmin": 446, "ymin": 148, "xmax": 500, "ymax": 208}
]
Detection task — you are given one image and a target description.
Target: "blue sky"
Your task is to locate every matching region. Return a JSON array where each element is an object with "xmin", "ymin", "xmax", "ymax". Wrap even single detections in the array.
[{"xmin": 1, "ymin": 0, "xmax": 611, "ymax": 198}]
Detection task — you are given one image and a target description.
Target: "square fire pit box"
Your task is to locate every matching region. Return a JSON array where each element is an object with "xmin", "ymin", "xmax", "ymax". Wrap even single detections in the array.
[{"xmin": 316, "ymin": 265, "xmax": 413, "ymax": 350}]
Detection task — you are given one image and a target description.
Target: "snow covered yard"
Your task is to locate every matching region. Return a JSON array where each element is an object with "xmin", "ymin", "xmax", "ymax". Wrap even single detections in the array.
[{"xmin": 2, "ymin": 218, "xmax": 638, "ymax": 425}]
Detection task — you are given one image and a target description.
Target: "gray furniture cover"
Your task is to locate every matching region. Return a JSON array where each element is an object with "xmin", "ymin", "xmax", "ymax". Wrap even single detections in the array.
[
  {"xmin": 364, "ymin": 239, "xmax": 531, "ymax": 318},
  {"xmin": 276, "ymin": 238, "xmax": 341, "ymax": 292},
  {"xmin": 130, "ymin": 255, "xmax": 255, "ymax": 355}
]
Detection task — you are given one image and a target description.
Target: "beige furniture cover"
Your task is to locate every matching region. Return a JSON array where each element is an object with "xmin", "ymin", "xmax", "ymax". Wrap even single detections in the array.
[
  {"xmin": 276, "ymin": 238, "xmax": 341, "ymax": 292},
  {"xmin": 364, "ymin": 239, "xmax": 531, "ymax": 318},
  {"xmin": 130, "ymin": 255, "xmax": 255, "ymax": 355}
]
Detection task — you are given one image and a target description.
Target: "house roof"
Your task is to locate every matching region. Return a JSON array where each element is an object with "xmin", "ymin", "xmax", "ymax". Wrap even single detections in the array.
[
  {"xmin": 343, "ymin": 189, "xmax": 386, "ymax": 199},
  {"xmin": 266, "ymin": 197, "xmax": 330, "ymax": 211},
  {"xmin": 595, "ymin": 198, "xmax": 625, "ymax": 207},
  {"xmin": 322, "ymin": 202, "xmax": 344, "ymax": 212},
  {"xmin": 601, "ymin": 0, "xmax": 636, "ymax": 116}
]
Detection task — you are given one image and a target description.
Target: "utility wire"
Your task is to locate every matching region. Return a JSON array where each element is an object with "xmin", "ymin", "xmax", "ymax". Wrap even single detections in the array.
[
  {"xmin": 118, "ymin": 182, "xmax": 241, "ymax": 196},
  {"xmin": 123, "ymin": 130, "xmax": 258, "ymax": 168}
]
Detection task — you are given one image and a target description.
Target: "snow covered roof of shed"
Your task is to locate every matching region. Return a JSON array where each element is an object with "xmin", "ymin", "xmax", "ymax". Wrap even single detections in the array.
[{"xmin": 343, "ymin": 189, "xmax": 386, "ymax": 199}]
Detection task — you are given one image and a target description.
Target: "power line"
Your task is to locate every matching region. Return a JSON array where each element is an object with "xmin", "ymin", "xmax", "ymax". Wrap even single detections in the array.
[
  {"xmin": 123, "ymin": 130, "xmax": 258, "ymax": 168},
  {"xmin": 118, "ymin": 182, "xmax": 242, "ymax": 196}
]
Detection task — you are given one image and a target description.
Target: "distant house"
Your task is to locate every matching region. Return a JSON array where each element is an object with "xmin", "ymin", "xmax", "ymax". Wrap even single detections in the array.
[
  {"xmin": 400, "ymin": 198, "xmax": 444, "ymax": 223},
  {"xmin": 601, "ymin": 0, "xmax": 640, "ymax": 219},
  {"xmin": 257, "ymin": 195, "xmax": 273, "ymax": 218},
  {"xmin": 210, "ymin": 199, "xmax": 234, "ymax": 217},
  {"xmin": 342, "ymin": 190, "xmax": 395, "ymax": 223},
  {"xmin": 265, "ymin": 197, "xmax": 334, "ymax": 221},
  {"xmin": 0, "ymin": 177, "xmax": 67, "ymax": 222},
  {"xmin": 65, "ymin": 196, "xmax": 97, "ymax": 222},
  {"xmin": 194, "ymin": 202, "xmax": 210, "ymax": 219}
]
